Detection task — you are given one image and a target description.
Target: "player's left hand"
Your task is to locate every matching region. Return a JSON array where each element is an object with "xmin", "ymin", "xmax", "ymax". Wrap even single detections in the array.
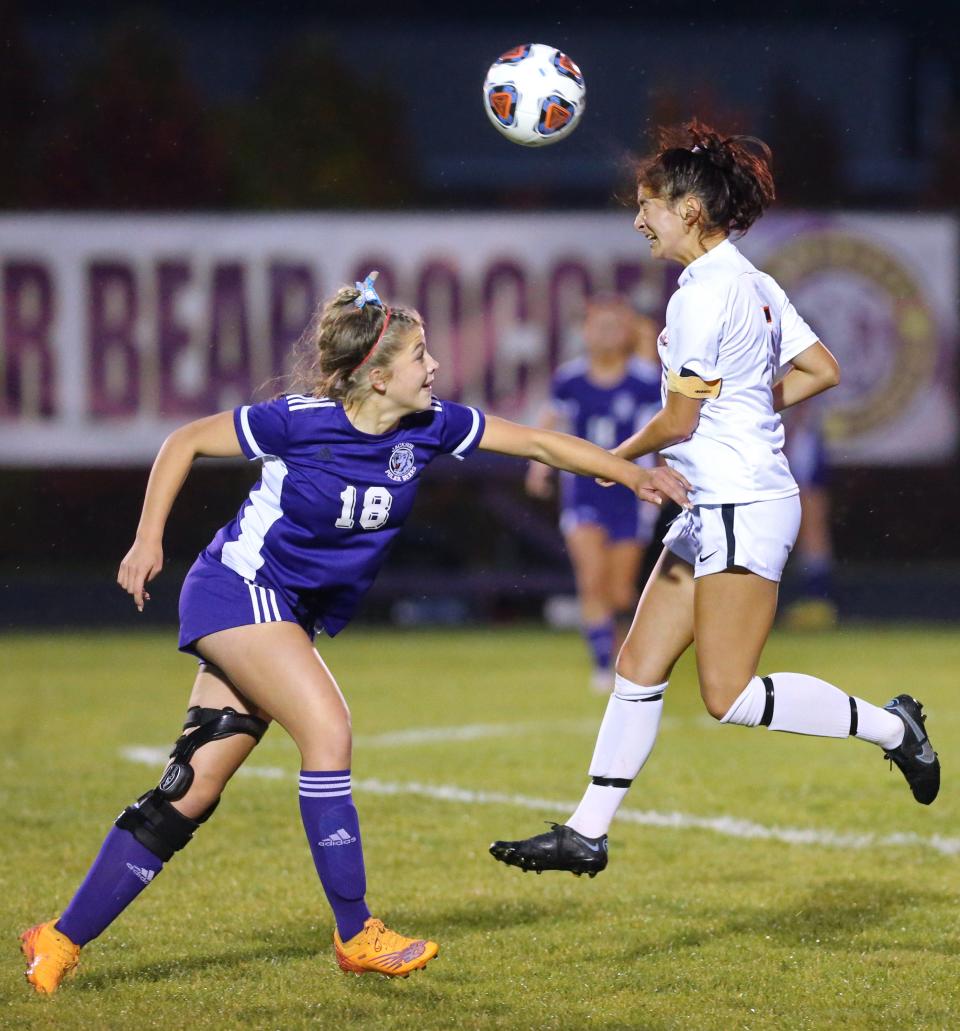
[{"xmin": 634, "ymin": 466, "xmax": 692, "ymax": 509}]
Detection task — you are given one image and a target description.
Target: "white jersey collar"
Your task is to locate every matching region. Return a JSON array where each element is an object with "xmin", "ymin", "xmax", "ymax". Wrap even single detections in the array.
[{"xmin": 677, "ymin": 238, "xmax": 737, "ymax": 286}]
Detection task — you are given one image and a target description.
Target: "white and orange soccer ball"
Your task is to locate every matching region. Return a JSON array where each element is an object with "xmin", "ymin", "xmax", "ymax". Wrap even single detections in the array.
[{"xmin": 482, "ymin": 43, "xmax": 586, "ymax": 147}]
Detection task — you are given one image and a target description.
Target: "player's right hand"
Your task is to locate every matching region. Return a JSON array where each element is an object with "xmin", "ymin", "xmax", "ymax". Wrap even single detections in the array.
[{"xmin": 117, "ymin": 538, "xmax": 164, "ymax": 612}]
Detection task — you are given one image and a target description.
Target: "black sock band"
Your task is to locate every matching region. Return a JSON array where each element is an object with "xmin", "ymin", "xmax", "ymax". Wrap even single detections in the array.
[
  {"xmin": 591, "ymin": 776, "xmax": 633, "ymax": 788},
  {"xmin": 848, "ymin": 696, "xmax": 859, "ymax": 737},
  {"xmin": 760, "ymin": 676, "xmax": 775, "ymax": 727}
]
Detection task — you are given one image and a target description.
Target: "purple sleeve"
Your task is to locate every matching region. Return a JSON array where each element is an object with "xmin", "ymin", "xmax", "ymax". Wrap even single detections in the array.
[
  {"xmin": 233, "ymin": 399, "xmax": 291, "ymax": 459},
  {"xmin": 435, "ymin": 400, "xmax": 486, "ymax": 460}
]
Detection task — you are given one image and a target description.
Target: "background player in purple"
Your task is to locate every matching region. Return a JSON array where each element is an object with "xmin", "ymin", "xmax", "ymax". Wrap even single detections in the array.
[
  {"xmin": 782, "ymin": 405, "xmax": 838, "ymax": 629},
  {"xmin": 527, "ymin": 296, "xmax": 662, "ymax": 692},
  {"xmin": 20, "ymin": 274, "xmax": 690, "ymax": 992}
]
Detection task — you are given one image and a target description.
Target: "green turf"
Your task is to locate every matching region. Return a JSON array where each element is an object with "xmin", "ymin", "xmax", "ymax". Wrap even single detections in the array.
[{"xmin": 3, "ymin": 626, "xmax": 959, "ymax": 1029}]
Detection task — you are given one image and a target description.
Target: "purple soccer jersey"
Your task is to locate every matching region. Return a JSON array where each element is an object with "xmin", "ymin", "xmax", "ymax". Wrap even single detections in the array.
[
  {"xmin": 200, "ymin": 394, "xmax": 484, "ymax": 636},
  {"xmin": 552, "ymin": 357, "xmax": 662, "ymax": 541}
]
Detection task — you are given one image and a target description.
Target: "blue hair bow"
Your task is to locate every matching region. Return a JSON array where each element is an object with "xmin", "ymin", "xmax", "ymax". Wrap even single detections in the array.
[{"xmin": 353, "ymin": 271, "xmax": 384, "ymax": 309}]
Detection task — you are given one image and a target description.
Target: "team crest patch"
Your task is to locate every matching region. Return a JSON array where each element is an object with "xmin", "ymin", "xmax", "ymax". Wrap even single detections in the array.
[{"xmin": 386, "ymin": 442, "xmax": 417, "ymax": 482}]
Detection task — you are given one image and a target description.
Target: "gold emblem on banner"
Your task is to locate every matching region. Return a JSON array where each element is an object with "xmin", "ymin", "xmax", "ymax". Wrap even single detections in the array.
[{"xmin": 765, "ymin": 231, "xmax": 937, "ymax": 443}]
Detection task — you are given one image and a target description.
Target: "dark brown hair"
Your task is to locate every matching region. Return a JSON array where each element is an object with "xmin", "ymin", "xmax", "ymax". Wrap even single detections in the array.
[
  {"xmin": 286, "ymin": 285, "xmax": 423, "ymax": 404},
  {"xmin": 637, "ymin": 118, "xmax": 775, "ymax": 235}
]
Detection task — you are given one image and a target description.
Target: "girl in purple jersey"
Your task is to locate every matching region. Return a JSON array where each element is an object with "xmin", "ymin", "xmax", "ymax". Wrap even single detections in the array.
[
  {"xmin": 527, "ymin": 296, "xmax": 662, "ymax": 693},
  {"xmin": 21, "ymin": 274, "xmax": 690, "ymax": 993}
]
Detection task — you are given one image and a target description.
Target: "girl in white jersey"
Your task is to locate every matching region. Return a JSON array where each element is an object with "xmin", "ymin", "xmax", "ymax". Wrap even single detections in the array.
[
  {"xmin": 21, "ymin": 275, "xmax": 691, "ymax": 993},
  {"xmin": 491, "ymin": 119, "xmax": 940, "ymax": 879}
]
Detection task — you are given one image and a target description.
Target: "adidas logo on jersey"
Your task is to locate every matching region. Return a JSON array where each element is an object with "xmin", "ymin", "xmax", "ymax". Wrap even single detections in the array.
[
  {"xmin": 318, "ymin": 828, "xmax": 357, "ymax": 847},
  {"xmin": 125, "ymin": 862, "xmax": 156, "ymax": 884}
]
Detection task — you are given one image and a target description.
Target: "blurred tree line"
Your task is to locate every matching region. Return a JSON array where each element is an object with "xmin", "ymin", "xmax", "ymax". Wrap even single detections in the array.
[
  {"xmin": 2, "ymin": 4, "xmax": 959, "ymax": 211},
  {"xmin": 0, "ymin": 7, "xmax": 418, "ymax": 209}
]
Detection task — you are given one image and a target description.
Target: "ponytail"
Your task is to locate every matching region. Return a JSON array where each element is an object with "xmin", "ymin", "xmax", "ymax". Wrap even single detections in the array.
[{"xmin": 637, "ymin": 118, "xmax": 775, "ymax": 234}]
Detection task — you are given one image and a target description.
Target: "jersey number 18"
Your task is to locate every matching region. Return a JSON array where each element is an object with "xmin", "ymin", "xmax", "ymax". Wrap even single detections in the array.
[{"xmin": 335, "ymin": 486, "xmax": 393, "ymax": 529}]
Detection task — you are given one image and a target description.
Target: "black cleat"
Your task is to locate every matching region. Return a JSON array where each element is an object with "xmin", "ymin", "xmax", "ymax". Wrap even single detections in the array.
[
  {"xmin": 489, "ymin": 822, "xmax": 608, "ymax": 877},
  {"xmin": 883, "ymin": 694, "xmax": 940, "ymax": 805}
]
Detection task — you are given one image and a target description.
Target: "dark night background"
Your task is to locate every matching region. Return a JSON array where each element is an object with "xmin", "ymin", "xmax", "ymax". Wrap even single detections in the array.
[
  {"xmin": 5, "ymin": 1, "xmax": 960, "ymax": 211},
  {"xmin": 1, "ymin": 0, "xmax": 958, "ymax": 625}
]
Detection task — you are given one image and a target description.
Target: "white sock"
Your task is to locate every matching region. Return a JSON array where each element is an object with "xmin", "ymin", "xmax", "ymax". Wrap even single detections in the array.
[
  {"xmin": 722, "ymin": 673, "xmax": 849, "ymax": 736},
  {"xmin": 719, "ymin": 677, "xmax": 769, "ymax": 727},
  {"xmin": 566, "ymin": 674, "xmax": 666, "ymax": 839},
  {"xmin": 721, "ymin": 672, "xmax": 903, "ymax": 746},
  {"xmin": 851, "ymin": 696, "xmax": 904, "ymax": 750}
]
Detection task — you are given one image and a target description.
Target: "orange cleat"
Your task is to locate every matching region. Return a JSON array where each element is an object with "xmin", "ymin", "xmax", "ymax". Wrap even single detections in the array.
[
  {"xmin": 333, "ymin": 917, "xmax": 438, "ymax": 978},
  {"xmin": 20, "ymin": 920, "xmax": 81, "ymax": 995}
]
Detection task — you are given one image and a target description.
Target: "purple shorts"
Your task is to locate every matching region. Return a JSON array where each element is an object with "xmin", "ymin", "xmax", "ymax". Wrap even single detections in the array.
[
  {"xmin": 559, "ymin": 499, "xmax": 657, "ymax": 545},
  {"xmin": 178, "ymin": 551, "xmax": 315, "ymax": 658},
  {"xmin": 559, "ymin": 476, "xmax": 657, "ymax": 545},
  {"xmin": 784, "ymin": 426, "xmax": 830, "ymax": 490}
]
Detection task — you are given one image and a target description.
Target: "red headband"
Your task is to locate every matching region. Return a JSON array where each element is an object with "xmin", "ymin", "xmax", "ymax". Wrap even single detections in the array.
[{"xmin": 350, "ymin": 307, "xmax": 393, "ymax": 376}]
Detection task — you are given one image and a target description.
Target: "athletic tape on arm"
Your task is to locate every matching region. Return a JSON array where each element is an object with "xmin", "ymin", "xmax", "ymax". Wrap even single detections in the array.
[{"xmin": 667, "ymin": 368, "xmax": 721, "ymax": 399}]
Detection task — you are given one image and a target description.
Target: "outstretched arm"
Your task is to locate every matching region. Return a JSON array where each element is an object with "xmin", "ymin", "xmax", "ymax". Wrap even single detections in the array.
[
  {"xmin": 773, "ymin": 341, "xmax": 840, "ymax": 412},
  {"xmin": 117, "ymin": 411, "xmax": 243, "ymax": 610},
  {"xmin": 478, "ymin": 414, "xmax": 691, "ymax": 509},
  {"xmin": 524, "ymin": 402, "xmax": 561, "ymax": 499}
]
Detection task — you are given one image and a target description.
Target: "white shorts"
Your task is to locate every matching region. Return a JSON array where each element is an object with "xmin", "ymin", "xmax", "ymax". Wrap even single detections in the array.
[{"xmin": 662, "ymin": 495, "xmax": 801, "ymax": 582}]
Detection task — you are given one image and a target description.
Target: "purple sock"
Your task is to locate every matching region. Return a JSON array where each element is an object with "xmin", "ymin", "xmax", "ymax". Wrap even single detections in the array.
[
  {"xmin": 585, "ymin": 620, "xmax": 615, "ymax": 671},
  {"xmin": 55, "ymin": 826, "xmax": 164, "ymax": 947},
  {"xmin": 299, "ymin": 770, "xmax": 370, "ymax": 942}
]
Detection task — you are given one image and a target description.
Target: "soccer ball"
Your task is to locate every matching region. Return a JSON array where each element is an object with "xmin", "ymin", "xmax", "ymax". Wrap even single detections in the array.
[{"xmin": 482, "ymin": 43, "xmax": 586, "ymax": 147}]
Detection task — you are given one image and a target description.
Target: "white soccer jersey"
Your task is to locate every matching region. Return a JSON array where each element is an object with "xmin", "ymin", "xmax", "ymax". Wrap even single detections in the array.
[{"xmin": 658, "ymin": 239, "xmax": 820, "ymax": 504}]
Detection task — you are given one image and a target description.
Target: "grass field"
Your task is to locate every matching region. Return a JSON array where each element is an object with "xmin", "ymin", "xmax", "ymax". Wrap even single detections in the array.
[{"xmin": 3, "ymin": 626, "xmax": 959, "ymax": 1030}]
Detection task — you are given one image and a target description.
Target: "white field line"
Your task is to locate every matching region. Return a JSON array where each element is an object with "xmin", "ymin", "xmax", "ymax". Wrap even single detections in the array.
[
  {"xmin": 119, "ymin": 746, "xmax": 960, "ymax": 857},
  {"xmin": 355, "ymin": 718, "xmax": 598, "ymax": 747}
]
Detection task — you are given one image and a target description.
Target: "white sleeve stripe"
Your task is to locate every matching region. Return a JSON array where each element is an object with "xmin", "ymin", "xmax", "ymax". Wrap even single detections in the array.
[
  {"xmin": 239, "ymin": 406, "xmax": 266, "ymax": 458},
  {"xmin": 451, "ymin": 407, "xmax": 481, "ymax": 458}
]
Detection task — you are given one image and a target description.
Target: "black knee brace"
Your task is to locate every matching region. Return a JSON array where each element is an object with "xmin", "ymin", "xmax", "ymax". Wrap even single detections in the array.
[
  {"xmin": 115, "ymin": 706, "xmax": 268, "ymax": 862},
  {"xmin": 116, "ymin": 791, "xmax": 202, "ymax": 862},
  {"xmin": 157, "ymin": 706, "xmax": 268, "ymax": 802}
]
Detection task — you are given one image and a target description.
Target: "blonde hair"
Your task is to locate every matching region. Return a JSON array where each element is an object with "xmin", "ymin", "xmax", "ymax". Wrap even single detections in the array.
[{"xmin": 286, "ymin": 285, "xmax": 423, "ymax": 405}]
